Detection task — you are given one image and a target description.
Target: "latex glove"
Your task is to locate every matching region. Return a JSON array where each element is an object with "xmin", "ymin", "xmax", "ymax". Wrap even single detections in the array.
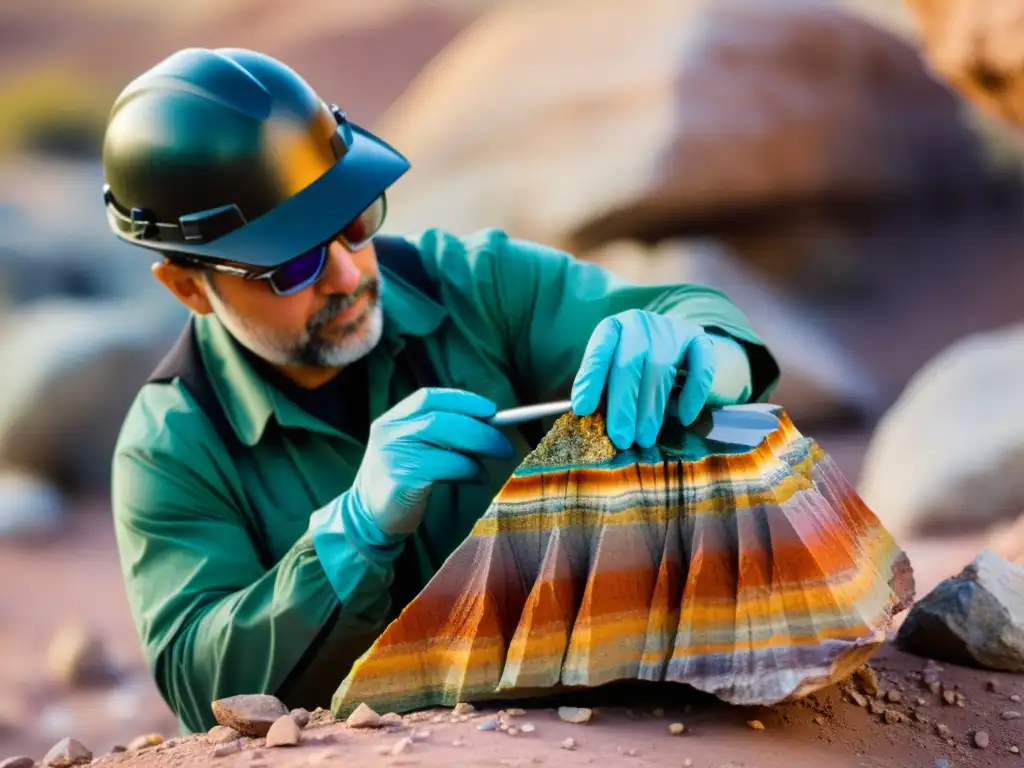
[
  {"xmin": 312, "ymin": 388, "xmax": 515, "ymax": 556},
  {"xmin": 571, "ymin": 309, "xmax": 749, "ymax": 450}
]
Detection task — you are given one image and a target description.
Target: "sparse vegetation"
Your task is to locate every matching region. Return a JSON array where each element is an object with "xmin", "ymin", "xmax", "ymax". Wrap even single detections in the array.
[{"xmin": 0, "ymin": 67, "xmax": 112, "ymax": 158}]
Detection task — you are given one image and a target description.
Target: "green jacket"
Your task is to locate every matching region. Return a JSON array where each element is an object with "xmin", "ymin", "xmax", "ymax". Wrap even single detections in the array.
[{"xmin": 111, "ymin": 228, "xmax": 780, "ymax": 734}]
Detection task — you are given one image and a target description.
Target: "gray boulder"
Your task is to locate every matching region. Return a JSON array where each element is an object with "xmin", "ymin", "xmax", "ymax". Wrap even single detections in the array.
[
  {"xmin": 0, "ymin": 298, "xmax": 187, "ymax": 492},
  {"xmin": 895, "ymin": 550, "xmax": 1024, "ymax": 672}
]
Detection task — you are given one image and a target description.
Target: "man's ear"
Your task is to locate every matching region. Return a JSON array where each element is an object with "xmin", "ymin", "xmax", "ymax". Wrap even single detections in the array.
[{"xmin": 151, "ymin": 259, "xmax": 215, "ymax": 315}]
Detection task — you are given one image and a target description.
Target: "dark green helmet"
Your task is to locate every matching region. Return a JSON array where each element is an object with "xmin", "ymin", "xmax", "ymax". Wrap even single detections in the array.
[{"xmin": 101, "ymin": 47, "xmax": 410, "ymax": 268}]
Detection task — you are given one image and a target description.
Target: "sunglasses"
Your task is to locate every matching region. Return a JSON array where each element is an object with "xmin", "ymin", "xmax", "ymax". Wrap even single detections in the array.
[{"xmin": 180, "ymin": 193, "xmax": 387, "ymax": 296}]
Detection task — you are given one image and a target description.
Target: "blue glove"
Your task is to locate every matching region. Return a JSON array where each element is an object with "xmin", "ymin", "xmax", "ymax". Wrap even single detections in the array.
[
  {"xmin": 571, "ymin": 309, "xmax": 751, "ymax": 450},
  {"xmin": 311, "ymin": 388, "xmax": 515, "ymax": 566}
]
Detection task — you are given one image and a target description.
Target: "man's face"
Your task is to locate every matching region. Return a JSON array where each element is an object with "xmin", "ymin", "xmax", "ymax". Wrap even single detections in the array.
[{"xmin": 157, "ymin": 238, "xmax": 384, "ymax": 371}]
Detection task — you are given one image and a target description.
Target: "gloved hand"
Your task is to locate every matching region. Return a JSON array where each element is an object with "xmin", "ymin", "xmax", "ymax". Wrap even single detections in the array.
[
  {"xmin": 571, "ymin": 309, "xmax": 751, "ymax": 450},
  {"xmin": 311, "ymin": 388, "xmax": 515, "ymax": 560}
]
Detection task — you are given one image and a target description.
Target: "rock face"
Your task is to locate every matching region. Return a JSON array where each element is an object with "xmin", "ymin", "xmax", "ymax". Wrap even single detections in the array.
[
  {"xmin": 587, "ymin": 239, "xmax": 882, "ymax": 425},
  {"xmin": 896, "ymin": 551, "xmax": 1024, "ymax": 671},
  {"xmin": 905, "ymin": 0, "xmax": 1024, "ymax": 126},
  {"xmin": 857, "ymin": 322, "xmax": 1024, "ymax": 538},
  {"xmin": 377, "ymin": 0, "xmax": 995, "ymax": 275},
  {"xmin": 210, "ymin": 694, "xmax": 290, "ymax": 738}
]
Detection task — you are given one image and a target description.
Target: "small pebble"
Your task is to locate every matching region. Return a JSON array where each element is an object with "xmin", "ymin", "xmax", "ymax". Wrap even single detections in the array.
[
  {"xmin": 521, "ymin": 723, "xmax": 536, "ymax": 734},
  {"xmin": 0, "ymin": 758, "xmax": 35, "ymax": 768},
  {"xmin": 855, "ymin": 667, "xmax": 879, "ymax": 696},
  {"xmin": 942, "ymin": 691, "xmax": 957, "ymax": 706},
  {"xmin": 974, "ymin": 731, "xmax": 990, "ymax": 749},
  {"xmin": 928, "ymin": 681, "xmax": 941, "ymax": 696},
  {"xmin": 883, "ymin": 709, "xmax": 901, "ymax": 725},
  {"xmin": 886, "ymin": 690, "xmax": 902, "ymax": 703},
  {"xmin": 869, "ymin": 700, "xmax": 885, "ymax": 716},
  {"xmin": 557, "ymin": 706, "xmax": 593, "ymax": 724},
  {"xmin": 206, "ymin": 729, "xmax": 240, "ymax": 745},
  {"xmin": 211, "ymin": 694, "xmax": 289, "ymax": 738},
  {"xmin": 914, "ymin": 711, "xmax": 930, "ymax": 724},
  {"xmin": 813, "ymin": 716, "xmax": 825, "ymax": 726},
  {"xmin": 934, "ymin": 723, "xmax": 950, "ymax": 738},
  {"xmin": 848, "ymin": 690, "xmax": 868, "ymax": 708},
  {"xmin": 560, "ymin": 738, "xmax": 576, "ymax": 750},
  {"xmin": 380, "ymin": 713, "xmax": 403, "ymax": 726},
  {"xmin": 1013, "ymin": 694, "xmax": 1023, "ymax": 703},
  {"xmin": 346, "ymin": 703, "xmax": 382, "ymax": 729},
  {"xmin": 42, "ymin": 738, "xmax": 92, "ymax": 767},
  {"xmin": 265, "ymin": 714, "xmax": 300, "ymax": 747},
  {"xmin": 289, "ymin": 708, "xmax": 310, "ymax": 729},
  {"xmin": 127, "ymin": 733, "xmax": 163, "ymax": 751},
  {"xmin": 411, "ymin": 729, "xmax": 431, "ymax": 741},
  {"xmin": 1002, "ymin": 711, "xmax": 1023, "ymax": 720},
  {"xmin": 452, "ymin": 702, "xmax": 476, "ymax": 715},
  {"xmin": 668, "ymin": 723, "xmax": 685, "ymax": 736},
  {"xmin": 1011, "ymin": 745, "xmax": 1021, "ymax": 755},
  {"xmin": 213, "ymin": 742, "xmax": 242, "ymax": 758},
  {"xmin": 505, "ymin": 708, "xmax": 527, "ymax": 717},
  {"xmin": 747, "ymin": 720, "xmax": 765, "ymax": 730},
  {"xmin": 507, "ymin": 726, "xmax": 520, "ymax": 736},
  {"xmin": 478, "ymin": 717, "xmax": 500, "ymax": 731},
  {"xmin": 916, "ymin": 698, "xmax": 927, "ymax": 706}
]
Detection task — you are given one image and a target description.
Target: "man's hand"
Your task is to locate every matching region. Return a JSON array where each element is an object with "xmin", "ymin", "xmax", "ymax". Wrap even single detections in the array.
[
  {"xmin": 570, "ymin": 309, "xmax": 717, "ymax": 450},
  {"xmin": 348, "ymin": 388, "xmax": 515, "ymax": 538}
]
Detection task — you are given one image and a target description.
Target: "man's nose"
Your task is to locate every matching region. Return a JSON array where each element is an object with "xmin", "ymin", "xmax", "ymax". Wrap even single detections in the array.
[{"xmin": 317, "ymin": 239, "xmax": 365, "ymax": 295}]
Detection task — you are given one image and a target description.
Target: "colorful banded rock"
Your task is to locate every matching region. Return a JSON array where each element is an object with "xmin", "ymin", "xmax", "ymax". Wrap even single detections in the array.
[{"xmin": 331, "ymin": 404, "xmax": 914, "ymax": 717}]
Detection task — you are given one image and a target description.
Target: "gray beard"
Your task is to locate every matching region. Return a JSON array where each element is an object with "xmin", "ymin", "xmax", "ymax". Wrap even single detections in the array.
[{"xmin": 209, "ymin": 274, "xmax": 385, "ymax": 368}]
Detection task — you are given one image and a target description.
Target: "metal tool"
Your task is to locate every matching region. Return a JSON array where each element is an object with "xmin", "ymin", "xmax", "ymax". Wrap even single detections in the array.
[{"xmin": 485, "ymin": 399, "xmax": 573, "ymax": 427}]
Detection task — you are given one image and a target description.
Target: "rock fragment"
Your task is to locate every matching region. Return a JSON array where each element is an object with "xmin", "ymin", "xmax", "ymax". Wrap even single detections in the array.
[
  {"xmin": 0, "ymin": 758, "xmax": 35, "ymax": 768},
  {"xmin": 854, "ymin": 667, "xmax": 880, "ymax": 696},
  {"xmin": 557, "ymin": 706, "xmax": 592, "ymax": 724},
  {"xmin": 668, "ymin": 723, "xmax": 685, "ymax": 735},
  {"xmin": 346, "ymin": 703, "xmax": 382, "ymax": 729},
  {"xmin": 289, "ymin": 708, "xmax": 310, "ymax": 728},
  {"xmin": 127, "ymin": 734, "xmax": 162, "ymax": 751},
  {"xmin": 560, "ymin": 737, "xmax": 576, "ymax": 750},
  {"xmin": 452, "ymin": 702, "xmax": 476, "ymax": 715},
  {"xmin": 207, "ymin": 725, "xmax": 241, "ymax": 744},
  {"xmin": 974, "ymin": 730, "xmax": 990, "ymax": 749},
  {"xmin": 265, "ymin": 715, "xmax": 300, "ymax": 747},
  {"xmin": 896, "ymin": 552, "xmax": 1024, "ymax": 672},
  {"xmin": 1002, "ymin": 710, "xmax": 1022, "ymax": 720},
  {"xmin": 41, "ymin": 739, "xmax": 91, "ymax": 767},
  {"xmin": 747, "ymin": 720, "xmax": 765, "ymax": 730},
  {"xmin": 211, "ymin": 694, "xmax": 289, "ymax": 737}
]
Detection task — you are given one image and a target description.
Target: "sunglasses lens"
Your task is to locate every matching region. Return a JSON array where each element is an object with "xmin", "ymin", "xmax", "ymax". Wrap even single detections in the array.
[
  {"xmin": 339, "ymin": 194, "xmax": 386, "ymax": 248},
  {"xmin": 269, "ymin": 245, "xmax": 326, "ymax": 294}
]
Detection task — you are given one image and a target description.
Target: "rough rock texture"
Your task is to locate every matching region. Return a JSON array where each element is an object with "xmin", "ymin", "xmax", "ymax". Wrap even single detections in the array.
[
  {"xmin": 41, "ymin": 738, "xmax": 91, "ymax": 767},
  {"xmin": 377, "ymin": 0, "xmax": 997, "ymax": 273},
  {"xmin": 905, "ymin": 0, "xmax": 1024, "ymax": 126},
  {"xmin": 519, "ymin": 412, "xmax": 617, "ymax": 468},
  {"xmin": 896, "ymin": 551, "xmax": 1024, "ymax": 671},
  {"xmin": 587, "ymin": 239, "xmax": 882, "ymax": 425},
  {"xmin": 857, "ymin": 322, "xmax": 1024, "ymax": 538},
  {"xmin": 210, "ymin": 695, "xmax": 290, "ymax": 738}
]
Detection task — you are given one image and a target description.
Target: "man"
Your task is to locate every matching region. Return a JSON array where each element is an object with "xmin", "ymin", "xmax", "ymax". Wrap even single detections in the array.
[{"xmin": 105, "ymin": 47, "xmax": 780, "ymax": 734}]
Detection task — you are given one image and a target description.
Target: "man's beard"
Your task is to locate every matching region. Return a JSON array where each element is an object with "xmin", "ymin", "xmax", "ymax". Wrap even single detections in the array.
[{"xmin": 208, "ymin": 275, "xmax": 385, "ymax": 368}]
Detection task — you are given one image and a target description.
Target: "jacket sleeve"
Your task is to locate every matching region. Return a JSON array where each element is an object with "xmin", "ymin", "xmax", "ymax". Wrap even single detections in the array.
[
  {"xmin": 111, "ymin": 384, "xmax": 392, "ymax": 734},
  {"xmin": 419, "ymin": 228, "xmax": 781, "ymax": 405}
]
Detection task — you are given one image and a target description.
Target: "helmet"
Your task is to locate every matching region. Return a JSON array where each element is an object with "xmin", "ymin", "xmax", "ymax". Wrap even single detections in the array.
[{"xmin": 100, "ymin": 47, "xmax": 409, "ymax": 268}]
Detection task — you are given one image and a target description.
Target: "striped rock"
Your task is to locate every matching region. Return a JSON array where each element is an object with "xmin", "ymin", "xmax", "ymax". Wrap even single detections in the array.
[{"xmin": 331, "ymin": 405, "xmax": 915, "ymax": 716}]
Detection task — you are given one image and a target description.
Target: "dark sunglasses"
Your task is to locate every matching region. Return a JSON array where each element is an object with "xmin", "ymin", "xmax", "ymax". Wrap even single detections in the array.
[{"xmin": 180, "ymin": 193, "xmax": 387, "ymax": 296}]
